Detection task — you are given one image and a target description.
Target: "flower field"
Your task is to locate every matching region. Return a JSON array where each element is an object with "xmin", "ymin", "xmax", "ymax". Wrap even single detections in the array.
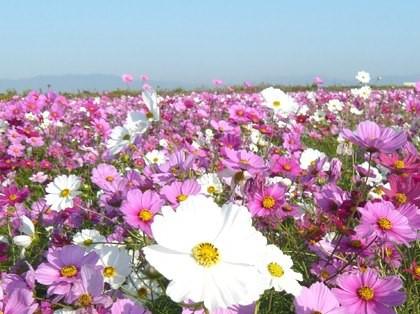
[{"xmin": 0, "ymin": 75, "xmax": 419, "ymax": 314}]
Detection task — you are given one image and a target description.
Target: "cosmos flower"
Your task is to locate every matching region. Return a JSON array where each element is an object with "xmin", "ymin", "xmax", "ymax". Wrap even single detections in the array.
[
  {"xmin": 197, "ymin": 173, "xmax": 223, "ymax": 195},
  {"xmin": 294, "ymin": 282, "xmax": 343, "ymax": 314},
  {"xmin": 95, "ymin": 245, "xmax": 132, "ymax": 289},
  {"xmin": 143, "ymin": 195, "xmax": 267, "ymax": 312},
  {"xmin": 111, "ymin": 298, "xmax": 150, "ymax": 314},
  {"xmin": 120, "ymin": 189, "xmax": 163, "ymax": 236},
  {"xmin": 144, "ymin": 149, "xmax": 167, "ymax": 166},
  {"xmin": 13, "ymin": 215, "xmax": 35, "ymax": 249},
  {"xmin": 356, "ymin": 201, "xmax": 416, "ymax": 245},
  {"xmin": 256, "ymin": 244, "xmax": 302, "ymax": 296},
  {"xmin": 355, "ymin": 71, "xmax": 371, "ymax": 84},
  {"xmin": 248, "ymin": 184, "xmax": 286, "ymax": 217},
  {"xmin": 161, "ymin": 179, "xmax": 201, "ymax": 206},
  {"xmin": 333, "ymin": 269, "xmax": 405, "ymax": 314},
  {"xmin": 341, "ymin": 121, "xmax": 407, "ymax": 153},
  {"xmin": 260, "ymin": 87, "xmax": 299, "ymax": 117},
  {"xmin": 142, "ymin": 88, "xmax": 160, "ymax": 122},
  {"xmin": 72, "ymin": 229, "xmax": 106, "ymax": 251},
  {"xmin": 45, "ymin": 175, "xmax": 81, "ymax": 211},
  {"xmin": 222, "ymin": 148, "xmax": 266, "ymax": 175},
  {"xmin": 122, "ymin": 74, "xmax": 134, "ymax": 84}
]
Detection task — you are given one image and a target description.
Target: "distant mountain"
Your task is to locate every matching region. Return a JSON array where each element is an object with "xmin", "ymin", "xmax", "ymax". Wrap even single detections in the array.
[
  {"xmin": 0, "ymin": 73, "xmax": 419, "ymax": 93},
  {"xmin": 0, "ymin": 74, "xmax": 191, "ymax": 93}
]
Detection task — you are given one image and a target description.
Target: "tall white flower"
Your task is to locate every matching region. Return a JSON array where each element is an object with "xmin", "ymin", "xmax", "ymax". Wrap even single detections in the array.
[
  {"xmin": 143, "ymin": 195, "xmax": 266, "ymax": 312},
  {"xmin": 106, "ymin": 126, "xmax": 133, "ymax": 156},
  {"xmin": 95, "ymin": 246, "xmax": 132, "ymax": 289},
  {"xmin": 300, "ymin": 148, "xmax": 326, "ymax": 170},
  {"xmin": 355, "ymin": 71, "xmax": 371, "ymax": 84},
  {"xmin": 256, "ymin": 244, "xmax": 303, "ymax": 296},
  {"xmin": 144, "ymin": 150, "xmax": 167, "ymax": 166},
  {"xmin": 326, "ymin": 99, "xmax": 344, "ymax": 113},
  {"xmin": 13, "ymin": 216, "xmax": 35, "ymax": 248},
  {"xmin": 73, "ymin": 229, "xmax": 106, "ymax": 250},
  {"xmin": 45, "ymin": 175, "xmax": 81, "ymax": 211},
  {"xmin": 142, "ymin": 89, "xmax": 160, "ymax": 121},
  {"xmin": 125, "ymin": 111, "xmax": 150, "ymax": 135},
  {"xmin": 261, "ymin": 87, "xmax": 298, "ymax": 118},
  {"xmin": 197, "ymin": 173, "xmax": 223, "ymax": 195}
]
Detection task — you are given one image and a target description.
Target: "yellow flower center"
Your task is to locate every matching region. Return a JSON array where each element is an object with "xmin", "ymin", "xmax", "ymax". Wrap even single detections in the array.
[
  {"xmin": 105, "ymin": 176, "xmax": 114, "ymax": 182},
  {"xmin": 103, "ymin": 266, "xmax": 116, "ymax": 278},
  {"xmin": 267, "ymin": 262, "xmax": 284, "ymax": 277},
  {"xmin": 137, "ymin": 287, "xmax": 149, "ymax": 298},
  {"xmin": 377, "ymin": 217, "xmax": 392, "ymax": 231},
  {"xmin": 60, "ymin": 265, "xmax": 78, "ymax": 278},
  {"xmin": 138, "ymin": 209, "xmax": 153, "ymax": 222},
  {"xmin": 282, "ymin": 163, "xmax": 292, "ymax": 171},
  {"xmin": 394, "ymin": 160, "xmax": 405, "ymax": 169},
  {"xmin": 262, "ymin": 196, "xmax": 276, "ymax": 209},
  {"xmin": 146, "ymin": 111, "xmax": 154, "ymax": 119},
  {"xmin": 152, "ymin": 157, "xmax": 159, "ymax": 163},
  {"xmin": 350, "ymin": 240, "xmax": 362, "ymax": 248},
  {"xmin": 123, "ymin": 134, "xmax": 130, "ymax": 141},
  {"xmin": 357, "ymin": 286, "xmax": 375, "ymax": 301},
  {"xmin": 320, "ymin": 270, "xmax": 330, "ymax": 280},
  {"xmin": 415, "ymin": 266, "xmax": 420, "ymax": 276},
  {"xmin": 192, "ymin": 242, "xmax": 220, "ymax": 267},
  {"xmin": 78, "ymin": 293, "xmax": 92, "ymax": 307},
  {"xmin": 207, "ymin": 186, "xmax": 216, "ymax": 194},
  {"xmin": 395, "ymin": 193, "xmax": 407, "ymax": 205},
  {"xmin": 177, "ymin": 194, "xmax": 188, "ymax": 202},
  {"xmin": 273, "ymin": 100, "xmax": 281, "ymax": 108},
  {"xmin": 8, "ymin": 194, "xmax": 17, "ymax": 201},
  {"xmin": 60, "ymin": 188, "xmax": 70, "ymax": 198},
  {"xmin": 83, "ymin": 239, "xmax": 93, "ymax": 246}
]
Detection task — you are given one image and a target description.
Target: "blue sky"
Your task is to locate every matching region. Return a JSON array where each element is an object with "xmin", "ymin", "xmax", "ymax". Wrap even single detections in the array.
[{"xmin": 0, "ymin": 0, "xmax": 419, "ymax": 84}]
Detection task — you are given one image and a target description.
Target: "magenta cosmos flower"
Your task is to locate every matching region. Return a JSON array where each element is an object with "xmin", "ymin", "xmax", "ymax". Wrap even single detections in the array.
[
  {"xmin": 161, "ymin": 179, "xmax": 200, "ymax": 205},
  {"xmin": 34, "ymin": 245, "xmax": 99, "ymax": 299},
  {"xmin": 120, "ymin": 189, "xmax": 163, "ymax": 236},
  {"xmin": 91, "ymin": 163, "xmax": 122, "ymax": 191},
  {"xmin": 248, "ymin": 184, "xmax": 285, "ymax": 217},
  {"xmin": 222, "ymin": 148, "xmax": 266, "ymax": 175},
  {"xmin": 333, "ymin": 269, "xmax": 405, "ymax": 314},
  {"xmin": 0, "ymin": 288, "xmax": 38, "ymax": 314},
  {"xmin": 111, "ymin": 298, "xmax": 151, "ymax": 314},
  {"xmin": 294, "ymin": 282, "xmax": 342, "ymax": 314},
  {"xmin": 355, "ymin": 201, "xmax": 416, "ymax": 245},
  {"xmin": 341, "ymin": 121, "xmax": 407, "ymax": 153}
]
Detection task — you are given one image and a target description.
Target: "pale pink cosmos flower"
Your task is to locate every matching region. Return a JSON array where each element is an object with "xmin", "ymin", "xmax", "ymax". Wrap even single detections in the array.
[
  {"xmin": 122, "ymin": 73, "xmax": 134, "ymax": 84},
  {"xmin": 30, "ymin": 172, "xmax": 48, "ymax": 184}
]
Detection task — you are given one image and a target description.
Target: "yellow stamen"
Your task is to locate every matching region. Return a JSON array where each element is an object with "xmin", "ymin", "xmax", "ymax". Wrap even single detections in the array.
[
  {"xmin": 267, "ymin": 262, "xmax": 284, "ymax": 277},
  {"xmin": 207, "ymin": 186, "xmax": 216, "ymax": 194},
  {"xmin": 357, "ymin": 286, "xmax": 375, "ymax": 301},
  {"xmin": 395, "ymin": 193, "xmax": 407, "ymax": 205},
  {"xmin": 138, "ymin": 209, "xmax": 153, "ymax": 222},
  {"xmin": 262, "ymin": 196, "xmax": 276, "ymax": 209},
  {"xmin": 103, "ymin": 266, "xmax": 116, "ymax": 278},
  {"xmin": 60, "ymin": 188, "xmax": 70, "ymax": 198},
  {"xmin": 394, "ymin": 160, "xmax": 405, "ymax": 169},
  {"xmin": 78, "ymin": 293, "xmax": 92, "ymax": 307},
  {"xmin": 60, "ymin": 265, "xmax": 78, "ymax": 278},
  {"xmin": 273, "ymin": 100, "xmax": 281, "ymax": 108},
  {"xmin": 177, "ymin": 194, "xmax": 188, "ymax": 202},
  {"xmin": 192, "ymin": 242, "xmax": 220, "ymax": 267},
  {"xmin": 377, "ymin": 217, "xmax": 392, "ymax": 231}
]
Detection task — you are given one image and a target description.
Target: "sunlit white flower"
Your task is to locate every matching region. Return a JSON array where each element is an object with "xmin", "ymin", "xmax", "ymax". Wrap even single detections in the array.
[
  {"xmin": 142, "ymin": 89, "xmax": 160, "ymax": 121},
  {"xmin": 311, "ymin": 110, "xmax": 326, "ymax": 123},
  {"xmin": 256, "ymin": 244, "xmax": 302, "ymax": 296},
  {"xmin": 351, "ymin": 86, "xmax": 371, "ymax": 99},
  {"xmin": 45, "ymin": 175, "xmax": 81, "ymax": 211},
  {"xmin": 159, "ymin": 139, "xmax": 168, "ymax": 148},
  {"xmin": 261, "ymin": 87, "xmax": 299, "ymax": 117},
  {"xmin": 350, "ymin": 106, "xmax": 364, "ymax": 115},
  {"xmin": 73, "ymin": 229, "xmax": 106, "ymax": 250},
  {"xmin": 326, "ymin": 99, "xmax": 344, "ymax": 113},
  {"xmin": 144, "ymin": 150, "xmax": 167, "ymax": 166},
  {"xmin": 300, "ymin": 148, "xmax": 326, "ymax": 170},
  {"xmin": 143, "ymin": 195, "xmax": 266, "ymax": 312},
  {"xmin": 96, "ymin": 246, "xmax": 132, "ymax": 289},
  {"xmin": 106, "ymin": 126, "xmax": 133, "ymax": 155},
  {"xmin": 13, "ymin": 216, "xmax": 35, "ymax": 248},
  {"xmin": 336, "ymin": 134, "xmax": 353, "ymax": 156},
  {"xmin": 358, "ymin": 162, "xmax": 383, "ymax": 186},
  {"xmin": 125, "ymin": 111, "xmax": 150, "ymax": 136},
  {"xmin": 122, "ymin": 271, "xmax": 162, "ymax": 301},
  {"xmin": 355, "ymin": 71, "xmax": 371, "ymax": 84},
  {"xmin": 197, "ymin": 173, "xmax": 223, "ymax": 195}
]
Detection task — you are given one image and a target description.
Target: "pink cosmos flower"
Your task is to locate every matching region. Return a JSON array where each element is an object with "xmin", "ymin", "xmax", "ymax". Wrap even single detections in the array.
[
  {"xmin": 120, "ymin": 189, "xmax": 163, "ymax": 236},
  {"xmin": 333, "ymin": 269, "xmax": 406, "ymax": 314},
  {"xmin": 161, "ymin": 179, "xmax": 200, "ymax": 206},
  {"xmin": 34, "ymin": 245, "xmax": 99, "ymax": 300},
  {"xmin": 122, "ymin": 73, "xmax": 134, "ymax": 84},
  {"xmin": 7, "ymin": 143, "xmax": 25, "ymax": 157},
  {"xmin": 341, "ymin": 121, "xmax": 407, "ymax": 153},
  {"xmin": 356, "ymin": 201, "xmax": 416, "ymax": 245},
  {"xmin": 140, "ymin": 74, "xmax": 149, "ymax": 82},
  {"xmin": 248, "ymin": 184, "xmax": 286, "ymax": 217},
  {"xmin": 415, "ymin": 81, "xmax": 420, "ymax": 93},
  {"xmin": 111, "ymin": 298, "xmax": 151, "ymax": 314},
  {"xmin": 0, "ymin": 185, "xmax": 30, "ymax": 207},
  {"xmin": 0, "ymin": 288, "xmax": 38, "ymax": 314},
  {"xmin": 29, "ymin": 171, "xmax": 48, "ymax": 183},
  {"xmin": 294, "ymin": 282, "xmax": 342, "ymax": 314},
  {"xmin": 270, "ymin": 155, "xmax": 300, "ymax": 177},
  {"xmin": 222, "ymin": 148, "xmax": 266, "ymax": 175},
  {"xmin": 91, "ymin": 163, "xmax": 122, "ymax": 191},
  {"xmin": 313, "ymin": 76, "xmax": 324, "ymax": 85}
]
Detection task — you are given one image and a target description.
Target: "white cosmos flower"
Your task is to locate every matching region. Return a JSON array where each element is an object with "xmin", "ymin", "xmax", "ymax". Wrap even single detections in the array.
[
  {"xmin": 326, "ymin": 99, "xmax": 344, "ymax": 113},
  {"xmin": 358, "ymin": 162, "xmax": 383, "ymax": 186},
  {"xmin": 95, "ymin": 246, "xmax": 132, "ymax": 289},
  {"xmin": 72, "ymin": 229, "xmax": 106, "ymax": 250},
  {"xmin": 261, "ymin": 87, "xmax": 299, "ymax": 118},
  {"xmin": 351, "ymin": 86, "xmax": 371, "ymax": 99},
  {"xmin": 197, "ymin": 173, "xmax": 223, "ymax": 195},
  {"xmin": 106, "ymin": 126, "xmax": 133, "ymax": 155},
  {"xmin": 125, "ymin": 111, "xmax": 150, "ymax": 135},
  {"xmin": 299, "ymin": 148, "xmax": 326, "ymax": 170},
  {"xmin": 355, "ymin": 70, "xmax": 371, "ymax": 84},
  {"xmin": 122, "ymin": 271, "xmax": 162, "ymax": 301},
  {"xmin": 145, "ymin": 149, "xmax": 167, "ymax": 166},
  {"xmin": 256, "ymin": 244, "xmax": 303, "ymax": 296},
  {"xmin": 142, "ymin": 89, "xmax": 160, "ymax": 121},
  {"xmin": 45, "ymin": 175, "xmax": 81, "ymax": 211},
  {"xmin": 13, "ymin": 216, "xmax": 35, "ymax": 248},
  {"xmin": 143, "ymin": 195, "xmax": 267, "ymax": 312}
]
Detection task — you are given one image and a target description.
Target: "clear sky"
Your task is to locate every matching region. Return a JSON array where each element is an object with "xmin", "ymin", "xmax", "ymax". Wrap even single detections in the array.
[{"xmin": 0, "ymin": 0, "xmax": 419, "ymax": 84}]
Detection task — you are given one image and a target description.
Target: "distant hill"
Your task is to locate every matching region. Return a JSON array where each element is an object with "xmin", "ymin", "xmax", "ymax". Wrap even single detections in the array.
[{"xmin": 0, "ymin": 73, "xmax": 419, "ymax": 93}]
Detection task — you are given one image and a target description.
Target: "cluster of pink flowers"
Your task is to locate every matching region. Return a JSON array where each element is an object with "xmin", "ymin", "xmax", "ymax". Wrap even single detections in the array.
[{"xmin": 0, "ymin": 80, "xmax": 419, "ymax": 314}]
